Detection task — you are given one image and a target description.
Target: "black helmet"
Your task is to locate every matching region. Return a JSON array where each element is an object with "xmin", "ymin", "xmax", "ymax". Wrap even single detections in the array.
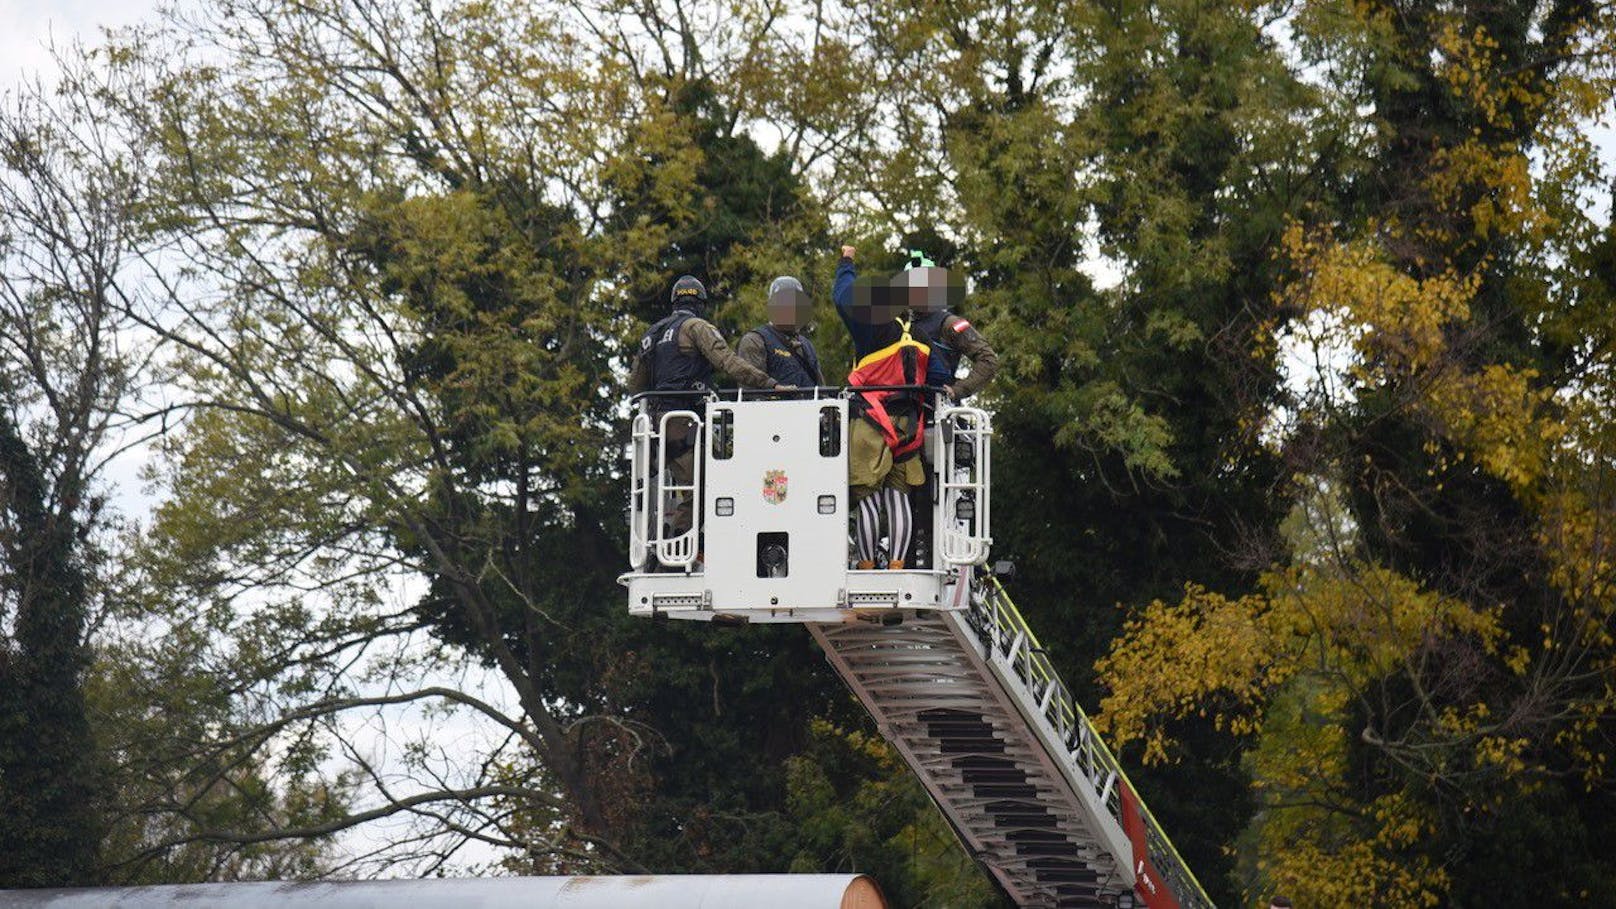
[{"xmin": 671, "ymin": 275, "xmax": 708, "ymax": 310}]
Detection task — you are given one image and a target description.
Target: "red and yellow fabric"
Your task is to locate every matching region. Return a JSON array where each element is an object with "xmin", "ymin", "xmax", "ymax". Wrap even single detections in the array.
[{"xmin": 847, "ymin": 321, "xmax": 930, "ymax": 460}]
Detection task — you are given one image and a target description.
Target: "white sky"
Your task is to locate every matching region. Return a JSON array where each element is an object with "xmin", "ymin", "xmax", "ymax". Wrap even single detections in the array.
[
  {"xmin": 1, "ymin": 3, "xmax": 173, "ymax": 523},
  {"xmin": 0, "ymin": 1, "xmax": 157, "ymax": 85}
]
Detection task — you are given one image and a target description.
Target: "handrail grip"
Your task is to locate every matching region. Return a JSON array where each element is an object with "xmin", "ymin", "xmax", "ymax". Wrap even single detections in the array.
[{"xmin": 627, "ymin": 384, "xmax": 948, "ymax": 406}]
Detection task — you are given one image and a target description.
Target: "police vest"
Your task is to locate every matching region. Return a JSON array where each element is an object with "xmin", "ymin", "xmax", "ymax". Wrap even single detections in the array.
[
  {"xmin": 910, "ymin": 309, "xmax": 960, "ymax": 388},
  {"xmin": 748, "ymin": 324, "xmax": 822, "ymax": 388},
  {"xmin": 847, "ymin": 317, "xmax": 930, "ymax": 459},
  {"xmin": 641, "ymin": 310, "xmax": 713, "ymax": 403}
]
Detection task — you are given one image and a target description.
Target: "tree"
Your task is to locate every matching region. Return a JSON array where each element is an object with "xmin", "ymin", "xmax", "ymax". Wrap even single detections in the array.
[
  {"xmin": 0, "ymin": 47, "xmax": 367, "ymax": 885},
  {"xmin": 773, "ymin": 3, "xmax": 1340, "ymax": 898},
  {"xmin": 80, "ymin": 0, "xmax": 900, "ymax": 882},
  {"xmin": 27, "ymin": 1, "xmax": 1616, "ymax": 902},
  {"xmin": 1096, "ymin": 2, "xmax": 1616, "ymax": 904},
  {"xmin": 784, "ymin": 720, "xmax": 1004, "ymax": 908},
  {"xmin": 0, "ymin": 61, "xmax": 148, "ymax": 886},
  {"xmin": 99, "ymin": 0, "xmax": 684, "ymax": 868}
]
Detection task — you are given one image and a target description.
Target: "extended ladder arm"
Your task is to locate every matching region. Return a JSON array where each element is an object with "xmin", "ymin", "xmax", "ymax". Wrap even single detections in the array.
[
  {"xmin": 622, "ymin": 392, "xmax": 1211, "ymax": 907},
  {"xmin": 810, "ymin": 572, "xmax": 1214, "ymax": 908},
  {"xmin": 967, "ymin": 578, "xmax": 1213, "ymax": 909}
]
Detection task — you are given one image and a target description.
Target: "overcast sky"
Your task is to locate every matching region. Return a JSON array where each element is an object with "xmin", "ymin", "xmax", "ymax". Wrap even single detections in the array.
[{"xmin": 1, "ymin": 0, "xmax": 160, "ymax": 86}]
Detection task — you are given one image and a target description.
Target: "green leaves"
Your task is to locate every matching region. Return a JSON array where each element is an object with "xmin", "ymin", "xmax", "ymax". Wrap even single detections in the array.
[
  {"xmin": 784, "ymin": 720, "xmax": 1001, "ymax": 907},
  {"xmin": 9, "ymin": 0, "xmax": 1613, "ymax": 900},
  {"xmin": 1095, "ymin": 3, "xmax": 1616, "ymax": 904}
]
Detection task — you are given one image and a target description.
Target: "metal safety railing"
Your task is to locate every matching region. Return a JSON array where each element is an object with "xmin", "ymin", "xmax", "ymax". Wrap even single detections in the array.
[
  {"xmin": 966, "ymin": 576, "xmax": 1215, "ymax": 909},
  {"xmin": 938, "ymin": 406, "xmax": 992, "ymax": 566},
  {"xmin": 625, "ymin": 385, "xmax": 952, "ymax": 573},
  {"xmin": 627, "ymin": 394, "xmax": 712, "ymax": 572},
  {"xmin": 654, "ymin": 410, "xmax": 703, "ymax": 569},
  {"xmin": 629, "ymin": 410, "xmax": 656, "ymax": 569},
  {"xmin": 628, "ymin": 384, "xmax": 946, "ymax": 405}
]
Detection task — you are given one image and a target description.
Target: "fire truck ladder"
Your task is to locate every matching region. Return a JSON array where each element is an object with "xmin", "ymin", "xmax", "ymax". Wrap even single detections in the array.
[
  {"xmin": 808, "ymin": 577, "xmax": 1213, "ymax": 909},
  {"xmin": 621, "ymin": 393, "xmax": 1212, "ymax": 907}
]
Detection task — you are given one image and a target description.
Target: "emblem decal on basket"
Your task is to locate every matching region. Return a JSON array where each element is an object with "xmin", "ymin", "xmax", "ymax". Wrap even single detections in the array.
[{"xmin": 762, "ymin": 469, "xmax": 788, "ymax": 504}]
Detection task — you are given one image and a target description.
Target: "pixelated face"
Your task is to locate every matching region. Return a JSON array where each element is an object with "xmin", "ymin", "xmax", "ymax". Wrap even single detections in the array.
[
  {"xmin": 891, "ymin": 265, "xmax": 962, "ymax": 313},
  {"xmin": 847, "ymin": 277, "xmax": 903, "ymax": 324},
  {"xmin": 768, "ymin": 288, "xmax": 812, "ymax": 331}
]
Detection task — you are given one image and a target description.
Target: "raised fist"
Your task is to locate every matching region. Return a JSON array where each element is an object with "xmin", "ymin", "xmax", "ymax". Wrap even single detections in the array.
[{"xmin": 840, "ymin": 245, "xmax": 856, "ymax": 260}]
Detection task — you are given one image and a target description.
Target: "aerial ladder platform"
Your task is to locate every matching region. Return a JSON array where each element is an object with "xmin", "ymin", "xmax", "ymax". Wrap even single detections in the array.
[{"xmin": 621, "ymin": 391, "xmax": 1213, "ymax": 909}]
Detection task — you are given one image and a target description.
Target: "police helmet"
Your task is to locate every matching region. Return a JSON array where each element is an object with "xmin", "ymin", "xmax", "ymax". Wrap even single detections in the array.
[
  {"xmin": 768, "ymin": 275, "xmax": 805, "ymax": 300},
  {"xmin": 670, "ymin": 275, "xmax": 708, "ymax": 310}
]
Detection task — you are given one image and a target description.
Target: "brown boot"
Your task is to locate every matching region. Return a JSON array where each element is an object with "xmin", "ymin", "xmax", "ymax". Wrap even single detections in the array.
[
  {"xmin": 855, "ymin": 560, "xmax": 875, "ymax": 570},
  {"xmin": 888, "ymin": 559, "xmax": 905, "ymax": 570}
]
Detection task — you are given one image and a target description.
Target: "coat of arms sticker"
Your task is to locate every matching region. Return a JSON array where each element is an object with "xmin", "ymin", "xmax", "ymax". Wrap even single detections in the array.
[{"xmin": 762, "ymin": 469, "xmax": 787, "ymax": 504}]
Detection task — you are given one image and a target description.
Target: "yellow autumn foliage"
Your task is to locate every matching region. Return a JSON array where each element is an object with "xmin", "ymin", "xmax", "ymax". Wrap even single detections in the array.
[
  {"xmin": 1096, "ymin": 559, "xmax": 1496, "ymax": 905},
  {"xmin": 1097, "ymin": 564, "xmax": 1502, "ymax": 762},
  {"xmin": 1101, "ymin": 14, "xmax": 1616, "ymax": 901},
  {"xmin": 1277, "ymin": 223, "xmax": 1477, "ymax": 376},
  {"xmin": 1257, "ymin": 791, "xmax": 1449, "ymax": 908}
]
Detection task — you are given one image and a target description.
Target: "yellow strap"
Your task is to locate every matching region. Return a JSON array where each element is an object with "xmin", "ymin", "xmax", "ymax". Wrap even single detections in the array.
[{"xmin": 852, "ymin": 317, "xmax": 926, "ymax": 371}]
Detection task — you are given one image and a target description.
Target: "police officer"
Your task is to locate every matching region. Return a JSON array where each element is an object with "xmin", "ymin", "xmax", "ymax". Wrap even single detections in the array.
[
  {"xmin": 899, "ymin": 251, "xmax": 998, "ymax": 402},
  {"xmin": 737, "ymin": 275, "xmax": 826, "ymax": 387},
  {"xmin": 629, "ymin": 275, "xmax": 784, "ymax": 552},
  {"xmin": 629, "ymin": 275, "xmax": 782, "ymax": 401}
]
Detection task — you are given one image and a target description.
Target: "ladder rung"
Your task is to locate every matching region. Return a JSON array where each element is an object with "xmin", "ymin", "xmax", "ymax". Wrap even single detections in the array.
[{"xmin": 808, "ymin": 604, "xmax": 1211, "ymax": 909}]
